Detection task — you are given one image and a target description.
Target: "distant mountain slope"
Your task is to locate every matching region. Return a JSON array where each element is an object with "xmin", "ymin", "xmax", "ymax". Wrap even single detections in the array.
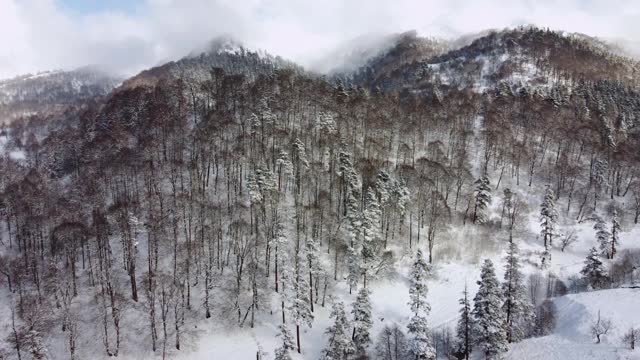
[
  {"xmin": 121, "ymin": 36, "xmax": 302, "ymax": 89},
  {"xmin": 0, "ymin": 67, "xmax": 121, "ymax": 123},
  {"xmin": 347, "ymin": 30, "xmax": 449, "ymax": 86},
  {"xmin": 314, "ymin": 30, "xmax": 448, "ymax": 78},
  {"xmin": 352, "ymin": 27, "xmax": 640, "ymax": 93}
]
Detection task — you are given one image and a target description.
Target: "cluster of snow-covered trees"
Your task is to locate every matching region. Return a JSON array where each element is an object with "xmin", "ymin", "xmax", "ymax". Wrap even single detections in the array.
[
  {"xmin": 315, "ymin": 250, "xmax": 433, "ymax": 360},
  {"xmin": 454, "ymin": 249, "xmax": 534, "ymax": 360},
  {"xmin": 313, "ymin": 246, "xmax": 537, "ymax": 360}
]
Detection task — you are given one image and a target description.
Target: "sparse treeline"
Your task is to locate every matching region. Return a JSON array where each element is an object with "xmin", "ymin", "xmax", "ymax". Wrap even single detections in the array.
[{"xmin": 0, "ymin": 41, "xmax": 639, "ymax": 359}]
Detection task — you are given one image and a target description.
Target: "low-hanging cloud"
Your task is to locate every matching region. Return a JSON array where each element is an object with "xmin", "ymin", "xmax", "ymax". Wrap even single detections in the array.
[{"xmin": 1, "ymin": 0, "xmax": 639, "ymax": 79}]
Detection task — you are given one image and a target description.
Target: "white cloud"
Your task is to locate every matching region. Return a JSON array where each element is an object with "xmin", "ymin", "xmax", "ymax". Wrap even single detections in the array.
[{"xmin": 0, "ymin": 0, "xmax": 638, "ymax": 79}]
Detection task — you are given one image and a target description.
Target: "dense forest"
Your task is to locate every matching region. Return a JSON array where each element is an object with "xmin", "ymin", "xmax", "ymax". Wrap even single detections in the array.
[{"xmin": 1, "ymin": 26, "xmax": 640, "ymax": 360}]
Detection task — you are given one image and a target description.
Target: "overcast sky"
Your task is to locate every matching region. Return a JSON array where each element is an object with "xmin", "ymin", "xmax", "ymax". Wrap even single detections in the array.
[{"xmin": 1, "ymin": 0, "xmax": 639, "ymax": 79}]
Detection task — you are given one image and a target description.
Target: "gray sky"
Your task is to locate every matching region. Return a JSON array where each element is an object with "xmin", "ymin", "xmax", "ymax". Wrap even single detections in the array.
[{"xmin": 1, "ymin": 0, "xmax": 639, "ymax": 79}]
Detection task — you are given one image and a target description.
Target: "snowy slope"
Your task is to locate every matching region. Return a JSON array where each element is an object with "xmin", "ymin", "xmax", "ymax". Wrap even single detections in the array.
[
  {"xmin": 169, "ymin": 269, "xmax": 640, "ymax": 360},
  {"xmin": 163, "ymin": 176, "xmax": 640, "ymax": 360},
  {"xmin": 508, "ymin": 288, "xmax": 640, "ymax": 360}
]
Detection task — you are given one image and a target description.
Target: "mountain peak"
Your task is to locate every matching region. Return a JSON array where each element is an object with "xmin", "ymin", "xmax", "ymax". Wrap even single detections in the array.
[{"xmin": 189, "ymin": 35, "xmax": 245, "ymax": 58}]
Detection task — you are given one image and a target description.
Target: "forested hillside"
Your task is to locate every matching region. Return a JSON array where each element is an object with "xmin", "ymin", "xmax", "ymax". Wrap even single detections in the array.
[
  {"xmin": 0, "ymin": 68, "xmax": 121, "ymax": 124},
  {"xmin": 0, "ymin": 26, "xmax": 639, "ymax": 360}
]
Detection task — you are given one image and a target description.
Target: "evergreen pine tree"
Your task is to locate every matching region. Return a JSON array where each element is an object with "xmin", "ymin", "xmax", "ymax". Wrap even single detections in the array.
[
  {"xmin": 352, "ymin": 287, "xmax": 373, "ymax": 355},
  {"xmin": 610, "ymin": 209, "xmax": 621, "ymax": 259},
  {"xmin": 274, "ymin": 324, "xmax": 296, "ymax": 360},
  {"xmin": 322, "ymin": 301, "xmax": 355, "ymax": 360},
  {"xmin": 472, "ymin": 259, "xmax": 508, "ymax": 359},
  {"xmin": 347, "ymin": 246, "xmax": 361, "ymax": 294},
  {"xmin": 580, "ymin": 247, "xmax": 609, "ymax": 290},
  {"xmin": 291, "ymin": 137, "xmax": 309, "ymax": 194},
  {"xmin": 407, "ymin": 249, "xmax": 436, "ymax": 359},
  {"xmin": 473, "ymin": 176, "xmax": 492, "ymax": 224},
  {"xmin": 290, "ymin": 250, "xmax": 313, "ymax": 353},
  {"xmin": 540, "ymin": 186, "xmax": 558, "ymax": 265},
  {"xmin": 502, "ymin": 243, "xmax": 534, "ymax": 343},
  {"xmin": 276, "ymin": 149, "xmax": 294, "ymax": 190},
  {"xmin": 339, "ymin": 150, "xmax": 362, "ymax": 293},
  {"xmin": 594, "ymin": 215, "xmax": 612, "ymax": 259},
  {"xmin": 593, "ymin": 159, "xmax": 609, "ymax": 206},
  {"xmin": 317, "ymin": 112, "xmax": 337, "ymax": 135},
  {"xmin": 338, "ymin": 150, "xmax": 361, "ymax": 236},
  {"xmin": 455, "ymin": 285, "xmax": 473, "ymax": 360},
  {"xmin": 361, "ymin": 187, "xmax": 382, "ymax": 286},
  {"xmin": 247, "ymin": 165, "xmax": 277, "ymax": 204}
]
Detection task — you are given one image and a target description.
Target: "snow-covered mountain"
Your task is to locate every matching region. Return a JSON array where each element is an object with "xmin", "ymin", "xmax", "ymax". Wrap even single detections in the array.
[
  {"xmin": 1, "ymin": 26, "xmax": 639, "ymax": 360},
  {"xmin": 312, "ymin": 30, "xmax": 449, "ymax": 77},
  {"xmin": 120, "ymin": 35, "xmax": 302, "ymax": 89},
  {"xmin": 0, "ymin": 67, "xmax": 121, "ymax": 123},
  {"xmin": 349, "ymin": 27, "xmax": 640, "ymax": 94}
]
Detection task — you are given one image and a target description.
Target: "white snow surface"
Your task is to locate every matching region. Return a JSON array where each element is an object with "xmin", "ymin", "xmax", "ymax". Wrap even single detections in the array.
[{"xmin": 508, "ymin": 288, "xmax": 640, "ymax": 360}]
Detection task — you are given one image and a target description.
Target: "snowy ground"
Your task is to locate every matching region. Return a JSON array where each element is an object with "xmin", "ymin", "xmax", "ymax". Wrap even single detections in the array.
[
  {"xmin": 508, "ymin": 288, "xmax": 640, "ymax": 360},
  {"xmin": 163, "ymin": 219, "xmax": 640, "ymax": 360}
]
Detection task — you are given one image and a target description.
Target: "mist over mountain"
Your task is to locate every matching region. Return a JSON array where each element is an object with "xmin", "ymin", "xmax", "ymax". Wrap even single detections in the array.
[{"xmin": 1, "ymin": 23, "xmax": 640, "ymax": 360}]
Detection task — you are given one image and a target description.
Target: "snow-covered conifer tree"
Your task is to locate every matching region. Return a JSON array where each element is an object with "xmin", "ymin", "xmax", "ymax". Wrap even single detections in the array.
[
  {"xmin": 593, "ymin": 215, "xmax": 612, "ymax": 259},
  {"xmin": 502, "ymin": 243, "xmax": 534, "ymax": 343},
  {"xmin": 407, "ymin": 249, "xmax": 435, "ymax": 359},
  {"xmin": 374, "ymin": 171, "xmax": 392, "ymax": 205},
  {"xmin": 581, "ymin": 247, "xmax": 609, "ymax": 290},
  {"xmin": 274, "ymin": 324, "xmax": 296, "ymax": 360},
  {"xmin": 275, "ymin": 149, "xmax": 294, "ymax": 190},
  {"xmin": 473, "ymin": 176, "xmax": 492, "ymax": 224},
  {"xmin": 247, "ymin": 165, "xmax": 277, "ymax": 205},
  {"xmin": 321, "ymin": 301, "xmax": 355, "ymax": 360},
  {"xmin": 292, "ymin": 138, "xmax": 309, "ymax": 193},
  {"xmin": 455, "ymin": 285, "xmax": 473, "ymax": 360},
  {"xmin": 317, "ymin": 112, "xmax": 337, "ymax": 135},
  {"xmin": 361, "ymin": 187, "xmax": 382, "ymax": 286},
  {"xmin": 338, "ymin": 151, "xmax": 362, "ymax": 246},
  {"xmin": 593, "ymin": 159, "xmax": 609, "ymax": 207},
  {"xmin": 610, "ymin": 209, "xmax": 621, "ymax": 259},
  {"xmin": 290, "ymin": 250, "xmax": 313, "ymax": 353},
  {"xmin": 351, "ymin": 287, "xmax": 373, "ymax": 355},
  {"xmin": 392, "ymin": 180, "xmax": 410, "ymax": 217},
  {"xmin": 472, "ymin": 259, "xmax": 508, "ymax": 359},
  {"xmin": 347, "ymin": 246, "xmax": 361, "ymax": 294},
  {"xmin": 339, "ymin": 150, "xmax": 362, "ymax": 293},
  {"xmin": 540, "ymin": 186, "xmax": 558, "ymax": 252}
]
